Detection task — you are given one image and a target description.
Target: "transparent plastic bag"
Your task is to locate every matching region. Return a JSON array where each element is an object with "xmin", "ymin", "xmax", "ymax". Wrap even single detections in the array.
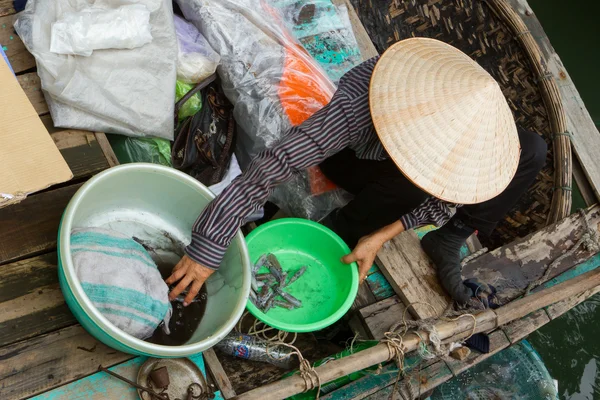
[
  {"xmin": 50, "ymin": 4, "xmax": 153, "ymax": 57},
  {"xmin": 174, "ymin": 14, "xmax": 220, "ymax": 83},
  {"xmin": 14, "ymin": 0, "xmax": 177, "ymax": 139},
  {"xmin": 269, "ymin": 0, "xmax": 363, "ymax": 83},
  {"xmin": 177, "ymin": 0, "xmax": 353, "ymax": 220},
  {"xmin": 175, "ymin": 80, "xmax": 203, "ymax": 120}
]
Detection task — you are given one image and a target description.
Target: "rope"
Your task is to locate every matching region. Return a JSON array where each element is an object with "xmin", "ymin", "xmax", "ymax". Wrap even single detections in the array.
[
  {"xmin": 552, "ymin": 131, "xmax": 573, "ymax": 141},
  {"xmin": 460, "ymin": 247, "xmax": 489, "ymax": 266},
  {"xmin": 525, "ymin": 209, "xmax": 600, "ymax": 295},
  {"xmin": 381, "ymin": 331, "xmax": 406, "ymax": 400},
  {"xmin": 236, "ymin": 311, "xmax": 297, "ymax": 344},
  {"xmin": 265, "ymin": 342, "xmax": 322, "ymax": 398}
]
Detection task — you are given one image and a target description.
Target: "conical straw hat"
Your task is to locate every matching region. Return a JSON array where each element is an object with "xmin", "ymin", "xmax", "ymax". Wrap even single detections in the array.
[{"xmin": 369, "ymin": 38, "xmax": 520, "ymax": 204}]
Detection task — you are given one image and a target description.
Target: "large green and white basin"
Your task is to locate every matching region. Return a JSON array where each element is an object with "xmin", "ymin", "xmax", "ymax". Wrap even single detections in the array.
[{"xmin": 58, "ymin": 164, "xmax": 250, "ymax": 357}]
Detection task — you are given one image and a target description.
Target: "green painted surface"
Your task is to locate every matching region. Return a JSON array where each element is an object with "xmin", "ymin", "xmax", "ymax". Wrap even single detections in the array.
[{"xmin": 525, "ymin": 2, "xmax": 600, "ymax": 398}]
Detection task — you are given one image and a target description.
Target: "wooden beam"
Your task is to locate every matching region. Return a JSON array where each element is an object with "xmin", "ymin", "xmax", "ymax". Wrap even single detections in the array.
[
  {"xmin": 204, "ymin": 349, "xmax": 237, "ymax": 399},
  {"xmin": 0, "ymin": 183, "xmax": 81, "ymax": 266},
  {"xmin": 0, "ymin": 252, "xmax": 76, "ymax": 347},
  {"xmin": 504, "ymin": 0, "xmax": 600, "ymax": 201},
  {"xmin": 375, "ymin": 230, "xmax": 451, "ymax": 320},
  {"xmin": 0, "ymin": 14, "xmax": 35, "ymax": 74},
  {"xmin": 0, "ymin": 0, "xmax": 14, "ymax": 18},
  {"xmin": 462, "ymin": 205, "xmax": 600, "ymax": 304},
  {"xmin": 0, "ymin": 325, "xmax": 132, "ymax": 399}
]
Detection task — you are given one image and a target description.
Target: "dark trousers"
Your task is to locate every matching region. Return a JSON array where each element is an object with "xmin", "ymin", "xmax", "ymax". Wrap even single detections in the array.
[{"xmin": 319, "ymin": 129, "xmax": 548, "ymax": 248}]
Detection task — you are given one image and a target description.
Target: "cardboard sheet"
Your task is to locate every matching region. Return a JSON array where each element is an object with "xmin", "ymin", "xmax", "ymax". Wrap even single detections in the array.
[{"xmin": 0, "ymin": 58, "xmax": 72, "ymax": 207}]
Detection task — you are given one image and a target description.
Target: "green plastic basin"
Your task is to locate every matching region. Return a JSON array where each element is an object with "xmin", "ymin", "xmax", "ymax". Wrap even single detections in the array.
[{"xmin": 245, "ymin": 219, "xmax": 359, "ymax": 332}]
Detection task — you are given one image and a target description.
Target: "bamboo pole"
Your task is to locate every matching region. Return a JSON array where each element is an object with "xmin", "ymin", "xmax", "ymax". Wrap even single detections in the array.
[{"xmin": 234, "ymin": 268, "xmax": 600, "ymax": 400}]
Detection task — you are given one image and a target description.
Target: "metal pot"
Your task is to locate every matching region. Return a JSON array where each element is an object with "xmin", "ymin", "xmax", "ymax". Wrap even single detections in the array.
[{"xmin": 58, "ymin": 164, "xmax": 250, "ymax": 357}]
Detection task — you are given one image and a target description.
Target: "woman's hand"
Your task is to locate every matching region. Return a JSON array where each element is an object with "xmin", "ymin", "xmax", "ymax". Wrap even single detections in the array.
[
  {"xmin": 341, "ymin": 233, "xmax": 385, "ymax": 283},
  {"xmin": 166, "ymin": 255, "xmax": 215, "ymax": 306}
]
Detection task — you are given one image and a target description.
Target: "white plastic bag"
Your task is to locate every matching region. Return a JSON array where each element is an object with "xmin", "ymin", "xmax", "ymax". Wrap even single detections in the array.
[
  {"xmin": 15, "ymin": 0, "xmax": 177, "ymax": 139},
  {"xmin": 50, "ymin": 5, "xmax": 153, "ymax": 57},
  {"xmin": 174, "ymin": 14, "xmax": 220, "ymax": 83}
]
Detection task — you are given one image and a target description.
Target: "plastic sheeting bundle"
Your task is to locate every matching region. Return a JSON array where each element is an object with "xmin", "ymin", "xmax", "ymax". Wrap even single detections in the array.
[{"xmin": 15, "ymin": 0, "xmax": 177, "ymax": 139}]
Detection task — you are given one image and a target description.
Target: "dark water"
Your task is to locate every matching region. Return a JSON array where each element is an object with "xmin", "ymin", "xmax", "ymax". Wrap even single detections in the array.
[
  {"xmin": 523, "ymin": 2, "xmax": 600, "ymax": 398},
  {"xmin": 529, "ymin": 293, "xmax": 600, "ymax": 399},
  {"xmin": 146, "ymin": 258, "xmax": 208, "ymax": 346}
]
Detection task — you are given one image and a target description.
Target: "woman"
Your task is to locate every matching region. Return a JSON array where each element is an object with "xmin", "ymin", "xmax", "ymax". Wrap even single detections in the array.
[{"xmin": 166, "ymin": 38, "xmax": 546, "ymax": 307}]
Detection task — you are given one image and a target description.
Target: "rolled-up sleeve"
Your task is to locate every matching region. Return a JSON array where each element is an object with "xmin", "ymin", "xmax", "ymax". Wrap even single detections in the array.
[
  {"xmin": 186, "ymin": 92, "xmax": 358, "ymax": 269},
  {"xmin": 399, "ymin": 197, "xmax": 458, "ymax": 231}
]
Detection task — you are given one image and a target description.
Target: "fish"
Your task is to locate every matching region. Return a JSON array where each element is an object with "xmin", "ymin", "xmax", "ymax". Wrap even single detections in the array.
[
  {"xmin": 273, "ymin": 300, "xmax": 295, "ymax": 310},
  {"xmin": 267, "ymin": 254, "xmax": 284, "ymax": 283},
  {"xmin": 275, "ymin": 287, "xmax": 302, "ymax": 308},
  {"xmin": 253, "ymin": 254, "xmax": 269, "ymax": 274},
  {"xmin": 285, "ymin": 266, "xmax": 307, "ymax": 287}
]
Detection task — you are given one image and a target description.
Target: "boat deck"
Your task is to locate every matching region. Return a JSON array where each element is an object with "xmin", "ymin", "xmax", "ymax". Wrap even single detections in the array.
[{"xmin": 1, "ymin": 0, "xmax": 599, "ymax": 399}]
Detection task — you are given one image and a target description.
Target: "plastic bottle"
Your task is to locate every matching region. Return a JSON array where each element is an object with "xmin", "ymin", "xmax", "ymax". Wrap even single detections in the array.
[{"xmin": 214, "ymin": 333, "xmax": 298, "ymax": 369}]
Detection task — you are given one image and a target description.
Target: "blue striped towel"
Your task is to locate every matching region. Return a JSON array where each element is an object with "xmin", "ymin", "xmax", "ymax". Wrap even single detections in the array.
[{"xmin": 71, "ymin": 228, "xmax": 172, "ymax": 339}]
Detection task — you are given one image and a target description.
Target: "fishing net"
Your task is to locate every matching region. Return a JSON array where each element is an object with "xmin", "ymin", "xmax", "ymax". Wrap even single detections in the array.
[{"xmin": 431, "ymin": 340, "xmax": 559, "ymax": 400}]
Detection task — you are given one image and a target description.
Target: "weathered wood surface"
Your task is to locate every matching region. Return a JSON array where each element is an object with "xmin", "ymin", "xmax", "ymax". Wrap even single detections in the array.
[
  {"xmin": 506, "ymin": 0, "xmax": 600, "ymax": 202},
  {"xmin": 17, "ymin": 72, "xmax": 48, "ymax": 115},
  {"xmin": 0, "ymin": 183, "xmax": 81, "ymax": 266},
  {"xmin": 375, "ymin": 231, "xmax": 451, "ymax": 320},
  {"xmin": 94, "ymin": 132, "xmax": 120, "ymax": 167},
  {"xmin": 463, "ymin": 205, "xmax": 600, "ymax": 304},
  {"xmin": 0, "ymin": 325, "xmax": 132, "ymax": 400},
  {"xmin": 204, "ymin": 349, "xmax": 237, "ymax": 399},
  {"xmin": 352, "ymin": 281, "xmax": 377, "ymax": 311},
  {"xmin": 332, "ymin": 0, "xmax": 379, "ymax": 59},
  {"xmin": 359, "ymin": 295, "xmax": 409, "ymax": 340},
  {"xmin": 0, "ymin": 14, "xmax": 35, "ymax": 74},
  {"xmin": 545, "ymin": 284, "xmax": 600, "ymax": 320},
  {"xmin": 501, "ymin": 309, "xmax": 549, "ymax": 344},
  {"xmin": 0, "ymin": 253, "xmax": 76, "ymax": 347},
  {"xmin": 0, "ymin": 0, "xmax": 14, "ymax": 18}
]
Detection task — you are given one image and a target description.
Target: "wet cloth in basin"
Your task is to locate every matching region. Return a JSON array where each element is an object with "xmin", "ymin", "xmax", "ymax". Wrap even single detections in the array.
[{"xmin": 71, "ymin": 227, "xmax": 172, "ymax": 339}]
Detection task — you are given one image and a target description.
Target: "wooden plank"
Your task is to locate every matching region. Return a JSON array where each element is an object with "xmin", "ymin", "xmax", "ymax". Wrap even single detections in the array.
[
  {"xmin": 506, "ymin": 0, "xmax": 600, "ymax": 201},
  {"xmin": 0, "ymin": 15, "xmax": 35, "ymax": 74},
  {"xmin": 204, "ymin": 349, "xmax": 237, "ymax": 399},
  {"xmin": 332, "ymin": 0, "xmax": 379, "ymax": 59},
  {"xmin": 351, "ymin": 282, "xmax": 377, "ymax": 311},
  {"xmin": 365, "ymin": 270, "xmax": 395, "ymax": 301},
  {"xmin": 0, "ymin": 183, "xmax": 81, "ymax": 266},
  {"xmin": 545, "ymin": 283, "xmax": 600, "ymax": 320},
  {"xmin": 375, "ymin": 230, "xmax": 451, "ymax": 319},
  {"xmin": 39, "ymin": 115, "xmax": 111, "ymax": 179},
  {"xmin": 17, "ymin": 72, "xmax": 48, "ymax": 115},
  {"xmin": 572, "ymin": 157, "xmax": 597, "ymax": 207},
  {"xmin": 94, "ymin": 132, "xmax": 120, "ymax": 167},
  {"xmin": 0, "ymin": 0, "xmax": 14, "ymax": 18},
  {"xmin": 500, "ymin": 309, "xmax": 549, "ymax": 343},
  {"xmin": 0, "ymin": 253, "xmax": 76, "ymax": 347},
  {"xmin": 462, "ymin": 205, "xmax": 600, "ymax": 304},
  {"xmin": 0, "ymin": 325, "xmax": 132, "ymax": 399},
  {"xmin": 358, "ymin": 296, "xmax": 409, "ymax": 340},
  {"xmin": 443, "ymin": 330, "xmax": 510, "ymax": 376}
]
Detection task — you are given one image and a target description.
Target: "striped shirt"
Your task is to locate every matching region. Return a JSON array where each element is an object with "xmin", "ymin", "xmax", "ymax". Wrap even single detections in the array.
[{"xmin": 186, "ymin": 57, "xmax": 457, "ymax": 269}]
